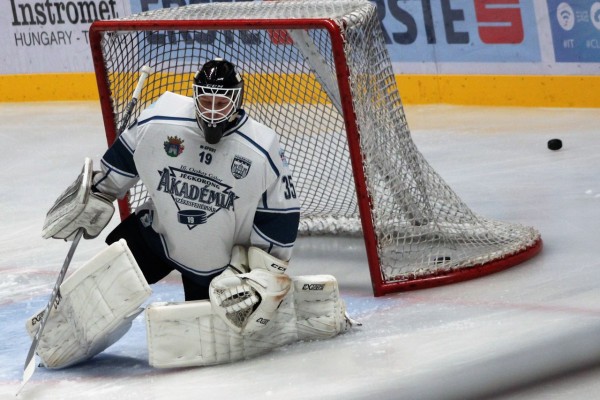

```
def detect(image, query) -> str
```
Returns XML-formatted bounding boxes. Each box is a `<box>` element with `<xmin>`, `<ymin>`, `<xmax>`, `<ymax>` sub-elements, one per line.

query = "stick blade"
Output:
<box><xmin>16</xmin><ymin>357</ymin><xmax>36</xmax><ymax>396</ymax></box>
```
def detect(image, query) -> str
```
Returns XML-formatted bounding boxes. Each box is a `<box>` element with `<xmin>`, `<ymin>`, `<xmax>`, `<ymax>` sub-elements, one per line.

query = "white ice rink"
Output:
<box><xmin>1</xmin><ymin>102</ymin><xmax>599</xmax><ymax>399</ymax></box>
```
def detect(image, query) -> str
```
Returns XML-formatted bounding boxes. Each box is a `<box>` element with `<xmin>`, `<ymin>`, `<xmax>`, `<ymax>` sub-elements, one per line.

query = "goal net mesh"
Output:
<box><xmin>91</xmin><ymin>0</ymin><xmax>541</xmax><ymax>294</ymax></box>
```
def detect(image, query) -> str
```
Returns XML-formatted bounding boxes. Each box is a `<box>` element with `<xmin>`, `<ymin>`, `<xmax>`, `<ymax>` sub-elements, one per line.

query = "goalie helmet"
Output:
<box><xmin>193</xmin><ymin>59</ymin><xmax>244</xmax><ymax>144</ymax></box>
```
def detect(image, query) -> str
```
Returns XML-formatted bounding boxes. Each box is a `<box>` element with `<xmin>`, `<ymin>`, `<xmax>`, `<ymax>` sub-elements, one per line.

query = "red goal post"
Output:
<box><xmin>89</xmin><ymin>0</ymin><xmax>541</xmax><ymax>296</ymax></box>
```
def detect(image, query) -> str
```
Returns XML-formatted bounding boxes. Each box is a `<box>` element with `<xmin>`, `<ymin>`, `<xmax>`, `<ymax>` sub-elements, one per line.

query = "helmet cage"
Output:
<box><xmin>193</xmin><ymin>85</ymin><xmax>242</xmax><ymax>126</ymax></box>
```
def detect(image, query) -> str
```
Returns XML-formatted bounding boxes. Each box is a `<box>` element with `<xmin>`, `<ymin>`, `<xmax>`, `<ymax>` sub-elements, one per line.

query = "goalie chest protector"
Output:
<box><xmin>128</xmin><ymin>92</ymin><xmax>288</xmax><ymax>276</ymax></box>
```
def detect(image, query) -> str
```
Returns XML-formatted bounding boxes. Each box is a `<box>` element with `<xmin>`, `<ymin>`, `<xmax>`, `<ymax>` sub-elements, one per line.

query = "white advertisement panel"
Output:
<box><xmin>1</xmin><ymin>0</ymin><xmax>131</xmax><ymax>74</ymax></box>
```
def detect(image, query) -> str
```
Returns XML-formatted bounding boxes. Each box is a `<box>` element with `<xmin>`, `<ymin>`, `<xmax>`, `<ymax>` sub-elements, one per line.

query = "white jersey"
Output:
<box><xmin>93</xmin><ymin>92</ymin><xmax>300</xmax><ymax>280</ymax></box>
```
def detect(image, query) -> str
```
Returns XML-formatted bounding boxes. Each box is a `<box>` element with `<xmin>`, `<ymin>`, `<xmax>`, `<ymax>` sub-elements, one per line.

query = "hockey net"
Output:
<box><xmin>89</xmin><ymin>0</ymin><xmax>541</xmax><ymax>296</ymax></box>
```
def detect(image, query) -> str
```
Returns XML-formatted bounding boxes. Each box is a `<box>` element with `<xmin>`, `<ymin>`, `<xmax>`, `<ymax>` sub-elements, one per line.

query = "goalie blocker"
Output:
<box><xmin>42</xmin><ymin>157</ymin><xmax>115</xmax><ymax>241</ymax></box>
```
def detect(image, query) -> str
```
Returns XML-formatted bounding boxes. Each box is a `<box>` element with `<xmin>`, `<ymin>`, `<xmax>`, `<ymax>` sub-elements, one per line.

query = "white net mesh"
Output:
<box><xmin>91</xmin><ymin>0</ymin><xmax>540</xmax><ymax>294</ymax></box>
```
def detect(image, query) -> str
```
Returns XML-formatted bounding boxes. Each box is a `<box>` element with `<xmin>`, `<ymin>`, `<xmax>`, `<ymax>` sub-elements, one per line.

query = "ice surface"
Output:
<box><xmin>1</xmin><ymin>103</ymin><xmax>599</xmax><ymax>399</ymax></box>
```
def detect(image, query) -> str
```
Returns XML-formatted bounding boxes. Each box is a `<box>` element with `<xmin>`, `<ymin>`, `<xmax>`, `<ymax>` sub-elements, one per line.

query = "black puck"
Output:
<box><xmin>547</xmin><ymin>138</ymin><xmax>562</xmax><ymax>151</ymax></box>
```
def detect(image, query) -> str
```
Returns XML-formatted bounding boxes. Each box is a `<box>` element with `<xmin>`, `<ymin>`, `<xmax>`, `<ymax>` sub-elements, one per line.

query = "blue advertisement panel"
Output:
<box><xmin>547</xmin><ymin>0</ymin><xmax>600</xmax><ymax>62</ymax></box>
<box><xmin>373</xmin><ymin>0</ymin><xmax>541</xmax><ymax>63</ymax></box>
<box><xmin>130</xmin><ymin>0</ymin><xmax>541</xmax><ymax>63</ymax></box>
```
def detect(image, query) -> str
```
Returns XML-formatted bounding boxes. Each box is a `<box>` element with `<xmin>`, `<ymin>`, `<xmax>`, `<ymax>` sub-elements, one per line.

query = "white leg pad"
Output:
<box><xmin>146</xmin><ymin>274</ymin><xmax>351</xmax><ymax>368</ymax></box>
<box><xmin>25</xmin><ymin>239</ymin><xmax>152</xmax><ymax>369</ymax></box>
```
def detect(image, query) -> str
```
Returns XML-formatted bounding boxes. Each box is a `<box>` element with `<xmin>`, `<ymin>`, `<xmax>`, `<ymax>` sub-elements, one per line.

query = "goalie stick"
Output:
<box><xmin>18</xmin><ymin>228</ymin><xmax>84</xmax><ymax>395</ymax></box>
<box><xmin>117</xmin><ymin>65</ymin><xmax>153</xmax><ymax>135</ymax></box>
<box><xmin>18</xmin><ymin>65</ymin><xmax>153</xmax><ymax>395</ymax></box>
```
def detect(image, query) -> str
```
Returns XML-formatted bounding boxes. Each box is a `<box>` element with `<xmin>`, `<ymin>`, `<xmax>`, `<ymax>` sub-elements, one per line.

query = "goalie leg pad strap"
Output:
<box><xmin>146</xmin><ymin>274</ymin><xmax>350</xmax><ymax>368</ymax></box>
<box><xmin>25</xmin><ymin>239</ymin><xmax>152</xmax><ymax>369</ymax></box>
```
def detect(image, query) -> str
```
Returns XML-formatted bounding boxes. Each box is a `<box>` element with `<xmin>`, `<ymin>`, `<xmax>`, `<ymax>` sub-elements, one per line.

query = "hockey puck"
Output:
<box><xmin>547</xmin><ymin>138</ymin><xmax>562</xmax><ymax>151</ymax></box>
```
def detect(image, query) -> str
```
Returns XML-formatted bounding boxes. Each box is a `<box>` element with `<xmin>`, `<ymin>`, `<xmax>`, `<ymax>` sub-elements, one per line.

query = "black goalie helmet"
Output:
<box><xmin>193</xmin><ymin>58</ymin><xmax>244</xmax><ymax>144</ymax></box>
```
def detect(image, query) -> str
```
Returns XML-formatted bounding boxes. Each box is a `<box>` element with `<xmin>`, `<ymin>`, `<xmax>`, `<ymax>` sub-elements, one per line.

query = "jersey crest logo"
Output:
<box><xmin>164</xmin><ymin>136</ymin><xmax>185</xmax><ymax>157</ymax></box>
<box><xmin>231</xmin><ymin>155</ymin><xmax>252</xmax><ymax>179</ymax></box>
<box><xmin>156</xmin><ymin>166</ymin><xmax>239</xmax><ymax>230</ymax></box>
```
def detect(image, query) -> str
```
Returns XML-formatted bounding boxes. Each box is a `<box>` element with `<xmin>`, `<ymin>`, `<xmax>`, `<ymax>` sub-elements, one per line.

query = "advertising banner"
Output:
<box><xmin>2</xmin><ymin>0</ymin><xmax>131</xmax><ymax>74</ymax></box>
<box><xmin>547</xmin><ymin>0</ymin><xmax>600</xmax><ymax>62</ymax></box>
<box><xmin>0</xmin><ymin>0</ymin><xmax>598</xmax><ymax>105</ymax></box>
<box><xmin>375</xmin><ymin>0</ymin><xmax>541</xmax><ymax>63</ymax></box>
<box><xmin>2</xmin><ymin>0</ymin><xmax>600</xmax><ymax>75</ymax></box>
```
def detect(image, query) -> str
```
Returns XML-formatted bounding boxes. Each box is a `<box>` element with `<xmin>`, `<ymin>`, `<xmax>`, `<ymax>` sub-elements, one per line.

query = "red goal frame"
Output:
<box><xmin>89</xmin><ymin>17</ymin><xmax>542</xmax><ymax>297</ymax></box>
